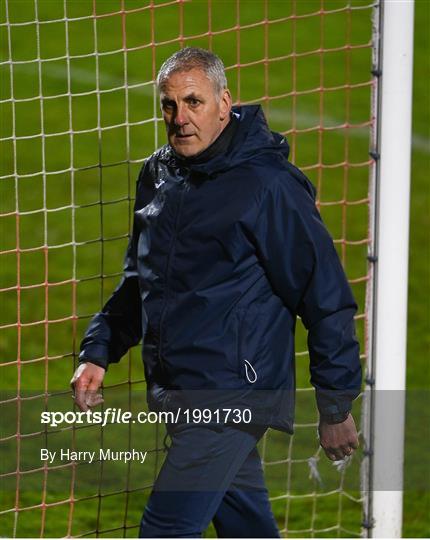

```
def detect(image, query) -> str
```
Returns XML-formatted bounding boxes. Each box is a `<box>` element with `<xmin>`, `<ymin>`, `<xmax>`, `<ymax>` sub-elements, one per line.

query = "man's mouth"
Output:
<box><xmin>173</xmin><ymin>133</ymin><xmax>196</xmax><ymax>144</ymax></box>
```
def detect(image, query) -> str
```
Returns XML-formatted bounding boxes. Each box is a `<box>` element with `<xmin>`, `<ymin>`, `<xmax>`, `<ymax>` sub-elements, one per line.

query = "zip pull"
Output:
<box><xmin>244</xmin><ymin>359</ymin><xmax>258</xmax><ymax>384</ymax></box>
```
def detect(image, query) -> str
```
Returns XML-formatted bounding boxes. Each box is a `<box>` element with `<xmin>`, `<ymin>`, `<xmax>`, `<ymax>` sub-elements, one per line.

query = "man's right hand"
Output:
<box><xmin>70</xmin><ymin>362</ymin><xmax>105</xmax><ymax>412</ymax></box>
<box><xmin>318</xmin><ymin>413</ymin><xmax>359</xmax><ymax>461</ymax></box>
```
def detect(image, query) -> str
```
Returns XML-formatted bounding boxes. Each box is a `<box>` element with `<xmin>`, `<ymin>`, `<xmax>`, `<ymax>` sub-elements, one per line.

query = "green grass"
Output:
<box><xmin>403</xmin><ymin>1</ymin><xmax>430</xmax><ymax>536</ymax></box>
<box><xmin>0</xmin><ymin>0</ymin><xmax>429</xmax><ymax>537</ymax></box>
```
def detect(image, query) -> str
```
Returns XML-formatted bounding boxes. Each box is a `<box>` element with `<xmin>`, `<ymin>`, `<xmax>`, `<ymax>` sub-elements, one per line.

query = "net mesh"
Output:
<box><xmin>0</xmin><ymin>0</ymin><xmax>375</xmax><ymax>537</ymax></box>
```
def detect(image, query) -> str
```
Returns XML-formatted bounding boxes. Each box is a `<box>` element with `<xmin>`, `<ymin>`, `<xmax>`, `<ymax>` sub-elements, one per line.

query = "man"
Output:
<box><xmin>72</xmin><ymin>48</ymin><xmax>361</xmax><ymax>537</ymax></box>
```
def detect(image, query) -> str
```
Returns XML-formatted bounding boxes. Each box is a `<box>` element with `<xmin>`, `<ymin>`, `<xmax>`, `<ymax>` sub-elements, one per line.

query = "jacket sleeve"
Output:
<box><xmin>78</xmin><ymin>177</ymin><xmax>145</xmax><ymax>371</ymax></box>
<box><xmin>251</xmin><ymin>162</ymin><xmax>362</xmax><ymax>418</ymax></box>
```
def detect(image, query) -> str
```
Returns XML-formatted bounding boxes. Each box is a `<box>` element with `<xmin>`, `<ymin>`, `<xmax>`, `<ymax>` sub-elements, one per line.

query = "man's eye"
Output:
<box><xmin>189</xmin><ymin>99</ymin><xmax>200</xmax><ymax>107</ymax></box>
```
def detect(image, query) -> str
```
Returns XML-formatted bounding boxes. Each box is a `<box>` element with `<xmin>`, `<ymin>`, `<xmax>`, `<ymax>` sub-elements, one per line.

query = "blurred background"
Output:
<box><xmin>0</xmin><ymin>0</ymin><xmax>428</xmax><ymax>537</ymax></box>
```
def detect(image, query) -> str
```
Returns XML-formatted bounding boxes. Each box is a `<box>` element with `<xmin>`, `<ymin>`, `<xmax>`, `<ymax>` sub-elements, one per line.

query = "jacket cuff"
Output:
<box><xmin>315</xmin><ymin>388</ymin><xmax>356</xmax><ymax>419</ymax></box>
<box><xmin>78</xmin><ymin>347</ymin><xmax>109</xmax><ymax>371</ymax></box>
<box><xmin>319</xmin><ymin>410</ymin><xmax>350</xmax><ymax>424</ymax></box>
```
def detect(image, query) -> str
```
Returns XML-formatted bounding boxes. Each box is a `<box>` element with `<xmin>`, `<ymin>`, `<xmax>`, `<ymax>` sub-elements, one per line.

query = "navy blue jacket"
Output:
<box><xmin>79</xmin><ymin>105</ymin><xmax>361</xmax><ymax>432</ymax></box>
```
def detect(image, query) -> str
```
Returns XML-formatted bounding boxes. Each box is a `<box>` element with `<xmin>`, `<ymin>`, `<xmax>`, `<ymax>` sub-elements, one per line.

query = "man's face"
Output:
<box><xmin>159</xmin><ymin>68</ymin><xmax>232</xmax><ymax>157</ymax></box>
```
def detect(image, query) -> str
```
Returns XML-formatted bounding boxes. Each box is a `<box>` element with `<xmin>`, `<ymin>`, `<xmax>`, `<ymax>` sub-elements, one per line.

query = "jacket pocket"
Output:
<box><xmin>237</xmin><ymin>306</ymin><xmax>262</xmax><ymax>385</ymax></box>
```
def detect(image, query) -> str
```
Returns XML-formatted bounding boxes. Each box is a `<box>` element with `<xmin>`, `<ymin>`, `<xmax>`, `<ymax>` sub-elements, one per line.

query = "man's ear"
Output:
<box><xmin>219</xmin><ymin>89</ymin><xmax>232</xmax><ymax>121</ymax></box>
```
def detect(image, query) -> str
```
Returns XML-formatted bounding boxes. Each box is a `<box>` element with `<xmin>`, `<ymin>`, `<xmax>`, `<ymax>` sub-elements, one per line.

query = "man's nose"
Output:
<box><xmin>174</xmin><ymin>103</ymin><xmax>189</xmax><ymax>127</ymax></box>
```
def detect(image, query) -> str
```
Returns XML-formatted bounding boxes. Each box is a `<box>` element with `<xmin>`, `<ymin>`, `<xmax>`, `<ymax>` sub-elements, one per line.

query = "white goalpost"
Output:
<box><xmin>364</xmin><ymin>0</ymin><xmax>414</xmax><ymax>537</ymax></box>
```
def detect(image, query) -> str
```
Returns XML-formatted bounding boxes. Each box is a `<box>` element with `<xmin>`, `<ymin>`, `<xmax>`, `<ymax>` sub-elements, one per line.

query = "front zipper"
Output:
<box><xmin>158</xmin><ymin>181</ymin><xmax>188</xmax><ymax>368</ymax></box>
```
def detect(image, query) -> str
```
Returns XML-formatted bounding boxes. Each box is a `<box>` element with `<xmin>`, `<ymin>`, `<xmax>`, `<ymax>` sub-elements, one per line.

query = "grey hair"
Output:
<box><xmin>156</xmin><ymin>47</ymin><xmax>227</xmax><ymax>96</ymax></box>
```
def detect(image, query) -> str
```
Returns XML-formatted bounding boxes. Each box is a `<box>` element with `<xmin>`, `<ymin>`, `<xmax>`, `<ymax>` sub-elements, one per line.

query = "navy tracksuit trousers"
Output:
<box><xmin>139</xmin><ymin>423</ymin><xmax>280</xmax><ymax>538</ymax></box>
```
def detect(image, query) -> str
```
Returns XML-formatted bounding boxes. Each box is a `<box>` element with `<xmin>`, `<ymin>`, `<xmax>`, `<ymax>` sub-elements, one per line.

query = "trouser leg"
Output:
<box><xmin>212</xmin><ymin>447</ymin><xmax>280</xmax><ymax>538</ymax></box>
<box><xmin>139</xmin><ymin>424</ymin><xmax>277</xmax><ymax>538</ymax></box>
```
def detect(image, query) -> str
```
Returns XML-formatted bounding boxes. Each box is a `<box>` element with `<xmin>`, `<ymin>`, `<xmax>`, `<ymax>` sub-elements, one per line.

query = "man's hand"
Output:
<box><xmin>318</xmin><ymin>413</ymin><xmax>359</xmax><ymax>461</ymax></box>
<box><xmin>70</xmin><ymin>362</ymin><xmax>105</xmax><ymax>412</ymax></box>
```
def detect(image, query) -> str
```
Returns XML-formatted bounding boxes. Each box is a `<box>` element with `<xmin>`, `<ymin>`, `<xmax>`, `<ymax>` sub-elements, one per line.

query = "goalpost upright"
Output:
<box><xmin>364</xmin><ymin>0</ymin><xmax>414</xmax><ymax>537</ymax></box>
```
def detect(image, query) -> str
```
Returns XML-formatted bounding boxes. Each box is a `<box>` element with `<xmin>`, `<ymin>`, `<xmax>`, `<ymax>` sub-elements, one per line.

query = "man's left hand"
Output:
<box><xmin>318</xmin><ymin>413</ymin><xmax>359</xmax><ymax>461</ymax></box>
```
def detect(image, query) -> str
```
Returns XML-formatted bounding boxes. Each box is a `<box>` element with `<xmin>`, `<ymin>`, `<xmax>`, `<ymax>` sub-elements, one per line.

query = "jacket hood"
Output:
<box><xmin>156</xmin><ymin>104</ymin><xmax>316</xmax><ymax>199</ymax></box>
<box><xmin>219</xmin><ymin>104</ymin><xmax>291</xmax><ymax>171</ymax></box>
